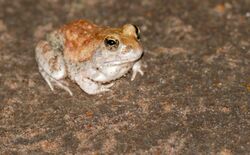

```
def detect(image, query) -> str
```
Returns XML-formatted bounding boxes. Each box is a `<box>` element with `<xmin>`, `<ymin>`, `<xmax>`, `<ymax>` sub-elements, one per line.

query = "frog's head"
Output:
<box><xmin>93</xmin><ymin>24</ymin><xmax>143</xmax><ymax>66</ymax></box>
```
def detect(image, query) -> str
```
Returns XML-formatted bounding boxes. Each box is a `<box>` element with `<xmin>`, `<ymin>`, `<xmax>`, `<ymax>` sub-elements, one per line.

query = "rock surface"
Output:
<box><xmin>0</xmin><ymin>0</ymin><xmax>249</xmax><ymax>154</ymax></box>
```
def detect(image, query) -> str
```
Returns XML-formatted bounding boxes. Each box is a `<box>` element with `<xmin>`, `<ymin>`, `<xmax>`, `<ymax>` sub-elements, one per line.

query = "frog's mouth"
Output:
<box><xmin>103</xmin><ymin>57</ymin><xmax>140</xmax><ymax>66</ymax></box>
<box><xmin>103</xmin><ymin>50</ymin><xmax>143</xmax><ymax>66</ymax></box>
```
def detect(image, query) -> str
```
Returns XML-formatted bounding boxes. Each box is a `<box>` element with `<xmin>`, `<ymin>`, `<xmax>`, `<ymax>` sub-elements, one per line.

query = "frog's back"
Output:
<box><xmin>60</xmin><ymin>20</ymin><xmax>100</xmax><ymax>36</ymax></box>
<box><xmin>59</xmin><ymin>20</ymin><xmax>104</xmax><ymax>62</ymax></box>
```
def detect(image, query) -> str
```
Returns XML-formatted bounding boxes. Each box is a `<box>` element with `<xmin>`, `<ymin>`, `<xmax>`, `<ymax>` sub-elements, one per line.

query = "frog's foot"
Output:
<box><xmin>75</xmin><ymin>76</ymin><xmax>114</xmax><ymax>95</ymax></box>
<box><xmin>54</xmin><ymin>80</ymin><xmax>73</xmax><ymax>96</ymax></box>
<box><xmin>131</xmin><ymin>60</ymin><xmax>144</xmax><ymax>81</ymax></box>
<box><xmin>39</xmin><ymin>67</ymin><xmax>73</xmax><ymax>96</ymax></box>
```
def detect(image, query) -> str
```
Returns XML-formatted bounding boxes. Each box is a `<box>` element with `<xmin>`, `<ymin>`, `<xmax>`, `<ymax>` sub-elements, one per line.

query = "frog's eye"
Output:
<box><xmin>133</xmin><ymin>25</ymin><xmax>140</xmax><ymax>40</ymax></box>
<box><xmin>104</xmin><ymin>37</ymin><xmax>119</xmax><ymax>50</ymax></box>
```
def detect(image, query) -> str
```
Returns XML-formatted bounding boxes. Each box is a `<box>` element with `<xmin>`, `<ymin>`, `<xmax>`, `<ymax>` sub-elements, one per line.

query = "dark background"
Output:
<box><xmin>0</xmin><ymin>0</ymin><xmax>249</xmax><ymax>154</ymax></box>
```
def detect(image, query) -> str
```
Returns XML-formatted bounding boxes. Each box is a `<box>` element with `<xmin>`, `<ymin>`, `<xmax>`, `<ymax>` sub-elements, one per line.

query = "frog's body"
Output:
<box><xmin>35</xmin><ymin>19</ymin><xmax>143</xmax><ymax>95</ymax></box>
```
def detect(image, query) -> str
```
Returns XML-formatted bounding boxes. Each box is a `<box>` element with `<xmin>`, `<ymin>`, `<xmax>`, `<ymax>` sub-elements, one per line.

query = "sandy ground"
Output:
<box><xmin>0</xmin><ymin>0</ymin><xmax>249</xmax><ymax>154</ymax></box>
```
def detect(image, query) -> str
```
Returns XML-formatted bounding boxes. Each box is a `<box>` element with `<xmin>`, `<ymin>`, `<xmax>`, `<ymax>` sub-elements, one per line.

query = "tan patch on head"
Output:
<box><xmin>121</xmin><ymin>35</ymin><xmax>141</xmax><ymax>50</ymax></box>
<box><xmin>122</xmin><ymin>24</ymin><xmax>137</xmax><ymax>38</ymax></box>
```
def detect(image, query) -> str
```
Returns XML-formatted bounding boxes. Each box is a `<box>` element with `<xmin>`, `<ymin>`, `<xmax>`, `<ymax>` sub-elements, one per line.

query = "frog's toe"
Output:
<box><xmin>105</xmin><ymin>82</ymin><xmax>114</xmax><ymax>88</ymax></box>
<box><xmin>39</xmin><ymin>66</ymin><xmax>55</xmax><ymax>91</ymax></box>
<box><xmin>98</xmin><ymin>83</ymin><xmax>113</xmax><ymax>93</ymax></box>
<box><xmin>138</xmin><ymin>68</ymin><xmax>144</xmax><ymax>76</ymax></box>
<box><xmin>54</xmin><ymin>80</ymin><xmax>73</xmax><ymax>96</ymax></box>
<box><xmin>131</xmin><ymin>60</ymin><xmax>144</xmax><ymax>81</ymax></box>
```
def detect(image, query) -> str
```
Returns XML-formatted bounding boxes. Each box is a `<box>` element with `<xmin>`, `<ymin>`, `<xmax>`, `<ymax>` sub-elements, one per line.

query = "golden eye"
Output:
<box><xmin>104</xmin><ymin>37</ymin><xmax>119</xmax><ymax>50</ymax></box>
<box><xmin>133</xmin><ymin>24</ymin><xmax>140</xmax><ymax>40</ymax></box>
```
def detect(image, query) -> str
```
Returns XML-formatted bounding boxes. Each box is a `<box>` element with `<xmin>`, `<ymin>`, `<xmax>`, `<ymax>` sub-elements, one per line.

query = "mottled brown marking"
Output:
<box><xmin>42</xmin><ymin>43</ymin><xmax>51</xmax><ymax>53</ymax></box>
<box><xmin>49</xmin><ymin>55</ymin><xmax>59</xmax><ymax>71</ymax></box>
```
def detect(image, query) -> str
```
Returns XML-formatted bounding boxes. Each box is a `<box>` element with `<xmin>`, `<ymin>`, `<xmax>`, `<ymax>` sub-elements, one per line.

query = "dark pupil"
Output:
<box><xmin>106</xmin><ymin>39</ymin><xmax>116</xmax><ymax>46</ymax></box>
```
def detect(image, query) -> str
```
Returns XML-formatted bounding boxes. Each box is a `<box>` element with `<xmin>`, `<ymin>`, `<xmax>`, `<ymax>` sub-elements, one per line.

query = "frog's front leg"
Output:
<box><xmin>131</xmin><ymin>60</ymin><xmax>144</xmax><ymax>81</ymax></box>
<box><xmin>74</xmin><ymin>74</ymin><xmax>114</xmax><ymax>95</ymax></box>
<box><xmin>35</xmin><ymin>40</ymin><xmax>73</xmax><ymax>96</ymax></box>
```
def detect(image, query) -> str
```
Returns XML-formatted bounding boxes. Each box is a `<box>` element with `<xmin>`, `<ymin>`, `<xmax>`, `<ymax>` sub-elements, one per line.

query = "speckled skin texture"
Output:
<box><xmin>0</xmin><ymin>0</ymin><xmax>250</xmax><ymax>154</ymax></box>
<box><xmin>35</xmin><ymin>20</ymin><xmax>143</xmax><ymax>95</ymax></box>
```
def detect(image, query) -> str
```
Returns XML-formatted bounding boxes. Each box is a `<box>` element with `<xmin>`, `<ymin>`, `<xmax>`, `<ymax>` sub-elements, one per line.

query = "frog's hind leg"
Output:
<box><xmin>38</xmin><ymin>66</ymin><xmax>55</xmax><ymax>91</ymax></box>
<box><xmin>36</xmin><ymin>41</ymin><xmax>73</xmax><ymax>96</ymax></box>
<box><xmin>38</xmin><ymin>66</ymin><xmax>73</xmax><ymax>96</ymax></box>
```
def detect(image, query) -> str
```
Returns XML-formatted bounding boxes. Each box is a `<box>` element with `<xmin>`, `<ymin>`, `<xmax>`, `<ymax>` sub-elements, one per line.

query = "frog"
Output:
<box><xmin>35</xmin><ymin>19</ymin><xmax>144</xmax><ymax>95</ymax></box>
